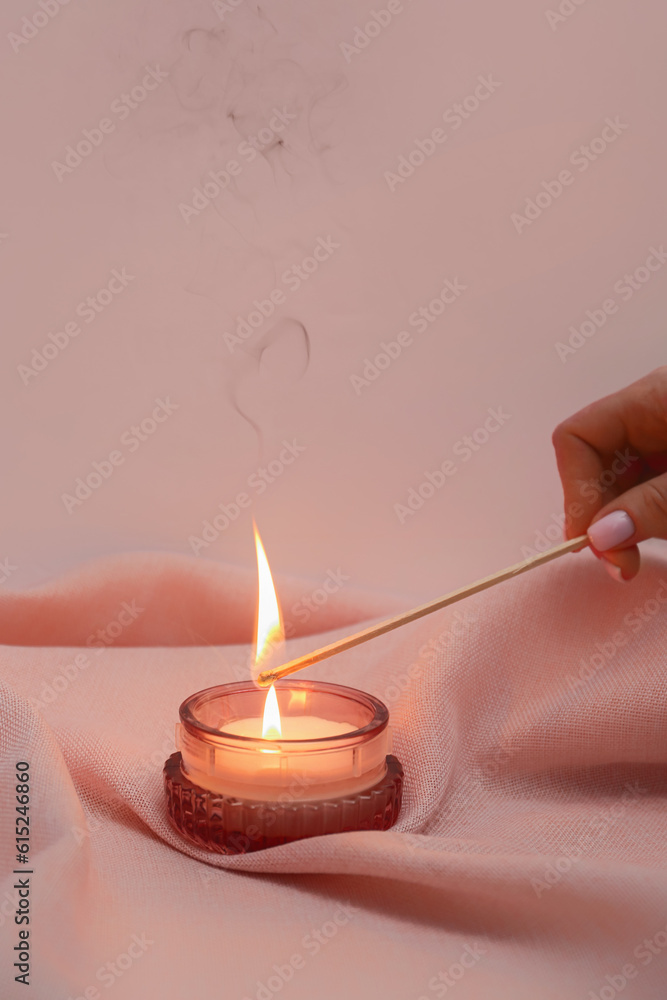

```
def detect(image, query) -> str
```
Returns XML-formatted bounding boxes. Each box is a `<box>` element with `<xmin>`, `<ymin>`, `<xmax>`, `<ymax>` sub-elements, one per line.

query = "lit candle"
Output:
<box><xmin>163</xmin><ymin>525</ymin><xmax>404</xmax><ymax>854</ymax></box>
<box><xmin>173</xmin><ymin>678</ymin><xmax>395</xmax><ymax>801</ymax></box>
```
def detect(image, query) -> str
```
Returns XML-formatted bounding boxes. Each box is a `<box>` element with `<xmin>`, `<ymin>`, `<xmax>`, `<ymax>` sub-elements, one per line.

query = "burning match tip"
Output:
<box><xmin>257</xmin><ymin>671</ymin><xmax>275</xmax><ymax>687</ymax></box>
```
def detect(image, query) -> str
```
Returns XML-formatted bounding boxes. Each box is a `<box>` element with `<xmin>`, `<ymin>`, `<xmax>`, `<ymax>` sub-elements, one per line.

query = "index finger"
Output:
<box><xmin>551</xmin><ymin>368</ymin><xmax>667</xmax><ymax>537</ymax></box>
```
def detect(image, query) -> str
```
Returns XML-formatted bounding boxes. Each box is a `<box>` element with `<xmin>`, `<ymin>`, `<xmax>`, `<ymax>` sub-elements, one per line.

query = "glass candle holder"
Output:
<box><xmin>164</xmin><ymin>680</ymin><xmax>403</xmax><ymax>854</ymax></box>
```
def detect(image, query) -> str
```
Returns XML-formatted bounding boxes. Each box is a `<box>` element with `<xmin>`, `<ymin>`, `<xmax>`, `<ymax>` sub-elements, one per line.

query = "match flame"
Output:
<box><xmin>253</xmin><ymin>522</ymin><xmax>285</xmax><ymax>668</ymax></box>
<box><xmin>262</xmin><ymin>683</ymin><xmax>282</xmax><ymax>739</ymax></box>
<box><xmin>253</xmin><ymin>522</ymin><xmax>284</xmax><ymax>737</ymax></box>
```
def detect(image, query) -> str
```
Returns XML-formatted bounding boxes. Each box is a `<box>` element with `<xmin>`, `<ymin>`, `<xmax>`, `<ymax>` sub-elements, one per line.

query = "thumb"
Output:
<box><xmin>587</xmin><ymin>471</ymin><xmax>667</xmax><ymax>578</ymax></box>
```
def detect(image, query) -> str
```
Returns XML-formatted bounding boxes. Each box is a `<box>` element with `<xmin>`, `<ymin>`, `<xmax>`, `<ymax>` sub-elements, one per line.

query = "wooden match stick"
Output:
<box><xmin>257</xmin><ymin>534</ymin><xmax>590</xmax><ymax>686</ymax></box>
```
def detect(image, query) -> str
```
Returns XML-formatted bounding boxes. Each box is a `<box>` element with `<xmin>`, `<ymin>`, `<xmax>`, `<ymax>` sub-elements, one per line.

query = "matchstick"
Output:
<box><xmin>257</xmin><ymin>534</ymin><xmax>589</xmax><ymax>686</ymax></box>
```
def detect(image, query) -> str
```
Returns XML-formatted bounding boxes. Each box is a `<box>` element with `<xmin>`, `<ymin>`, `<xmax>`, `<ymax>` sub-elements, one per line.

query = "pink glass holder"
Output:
<box><xmin>163</xmin><ymin>680</ymin><xmax>403</xmax><ymax>854</ymax></box>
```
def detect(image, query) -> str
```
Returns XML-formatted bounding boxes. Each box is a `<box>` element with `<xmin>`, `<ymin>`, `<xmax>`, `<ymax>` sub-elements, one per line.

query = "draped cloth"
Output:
<box><xmin>1</xmin><ymin>549</ymin><xmax>666</xmax><ymax>999</ymax></box>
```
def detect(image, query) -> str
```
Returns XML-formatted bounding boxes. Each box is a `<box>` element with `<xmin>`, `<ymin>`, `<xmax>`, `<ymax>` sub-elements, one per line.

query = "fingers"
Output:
<box><xmin>587</xmin><ymin>473</ymin><xmax>667</xmax><ymax>581</ymax></box>
<box><xmin>552</xmin><ymin>366</ymin><xmax>667</xmax><ymax>580</ymax></box>
<box><xmin>551</xmin><ymin>414</ymin><xmax>642</xmax><ymax>539</ymax></box>
<box><xmin>551</xmin><ymin>389</ymin><xmax>652</xmax><ymax>538</ymax></box>
<box><xmin>585</xmin><ymin>471</ymin><xmax>667</xmax><ymax>579</ymax></box>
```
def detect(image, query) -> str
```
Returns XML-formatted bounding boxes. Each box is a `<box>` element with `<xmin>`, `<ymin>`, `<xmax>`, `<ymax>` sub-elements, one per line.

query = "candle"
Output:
<box><xmin>163</xmin><ymin>524</ymin><xmax>403</xmax><ymax>854</ymax></box>
<box><xmin>173</xmin><ymin>679</ymin><xmax>395</xmax><ymax>800</ymax></box>
<box><xmin>164</xmin><ymin>679</ymin><xmax>404</xmax><ymax>853</ymax></box>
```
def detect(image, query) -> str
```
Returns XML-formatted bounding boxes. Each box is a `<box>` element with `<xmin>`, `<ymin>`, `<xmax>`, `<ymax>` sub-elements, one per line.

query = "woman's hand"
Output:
<box><xmin>552</xmin><ymin>366</ymin><xmax>667</xmax><ymax>580</ymax></box>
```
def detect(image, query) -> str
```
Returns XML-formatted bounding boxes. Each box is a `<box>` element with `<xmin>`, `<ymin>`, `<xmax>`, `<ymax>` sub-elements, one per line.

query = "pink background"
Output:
<box><xmin>2</xmin><ymin>0</ymin><xmax>666</xmax><ymax>600</ymax></box>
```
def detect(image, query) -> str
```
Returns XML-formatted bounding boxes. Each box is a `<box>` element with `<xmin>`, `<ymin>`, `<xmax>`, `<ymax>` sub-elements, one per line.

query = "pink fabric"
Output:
<box><xmin>1</xmin><ymin>548</ymin><xmax>667</xmax><ymax>999</ymax></box>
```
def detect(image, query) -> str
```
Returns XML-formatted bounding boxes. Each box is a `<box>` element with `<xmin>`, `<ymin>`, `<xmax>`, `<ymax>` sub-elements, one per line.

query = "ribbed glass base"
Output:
<box><xmin>164</xmin><ymin>752</ymin><xmax>403</xmax><ymax>854</ymax></box>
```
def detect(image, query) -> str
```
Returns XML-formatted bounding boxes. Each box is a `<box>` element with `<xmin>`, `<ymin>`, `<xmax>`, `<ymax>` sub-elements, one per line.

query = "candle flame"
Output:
<box><xmin>262</xmin><ymin>683</ymin><xmax>282</xmax><ymax>739</ymax></box>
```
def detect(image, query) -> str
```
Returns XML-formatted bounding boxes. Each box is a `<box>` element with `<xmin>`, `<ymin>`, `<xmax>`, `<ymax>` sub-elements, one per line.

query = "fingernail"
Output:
<box><xmin>588</xmin><ymin>510</ymin><xmax>635</xmax><ymax>551</ymax></box>
<box><xmin>603</xmin><ymin>560</ymin><xmax>625</xmax><ymax>583</ymax></box>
